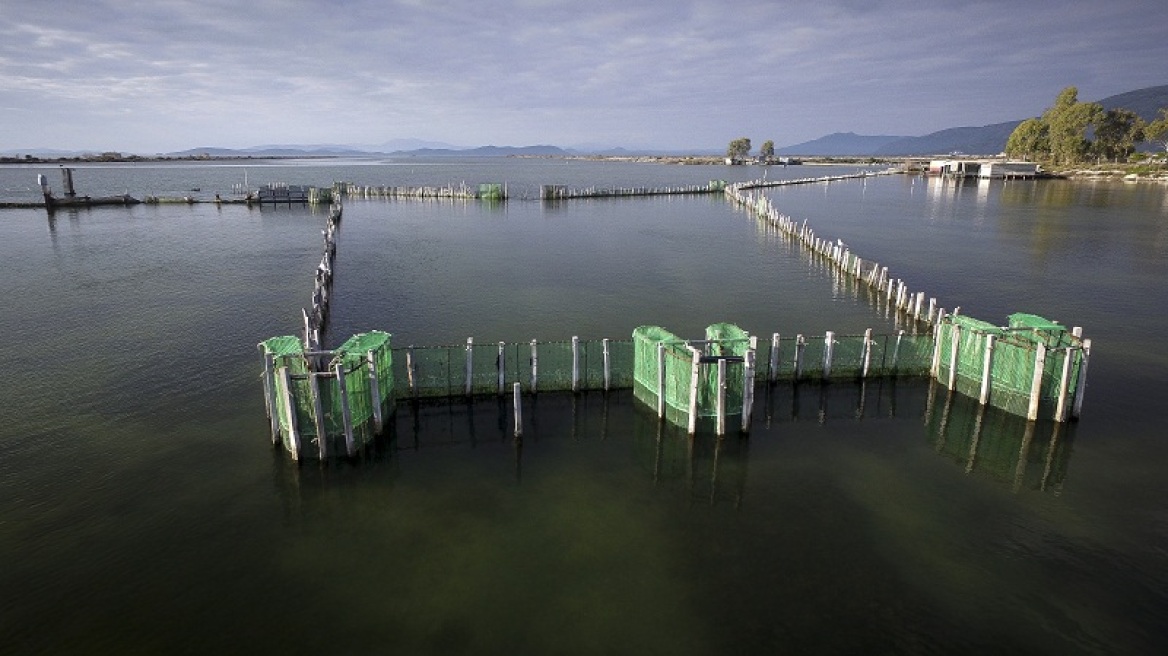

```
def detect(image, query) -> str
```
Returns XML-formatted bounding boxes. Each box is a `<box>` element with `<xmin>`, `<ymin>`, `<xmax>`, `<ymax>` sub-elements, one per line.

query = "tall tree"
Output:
<box><xmin>1005</xmin><ymin>118</ymin><xmax>1049</xmax><ymax>161</ymax></box>
<box><xmin>1143</xmin><ymin>108</ymin><xmax>1168</xmax><ymax>153</ymax></box>
<box><xmin>1093</xmin><ymin>109</ymin><xmax>1145</xmax><ymax>162</ymax></box>
<box><xmin>726</xmin><ymin>137</ymin><xmax>751</xmax><ymax>161</ymax></box>
<box><xmin>1042</xmin><ymin>87</ymin><xmax>1103</xmax><ymax>166</ymax></box>
<box><xmin>760</xmin><ymin>140</ymin><xmax>775</xmax><ymax>160</ymax></box>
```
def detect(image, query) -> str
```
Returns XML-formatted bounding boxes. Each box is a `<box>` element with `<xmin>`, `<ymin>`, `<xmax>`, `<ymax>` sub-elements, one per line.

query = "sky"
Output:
<box><xmin>1</xmin><ymin>0</ymin><xmax>1165</xmax><ymax>154</ymax></box>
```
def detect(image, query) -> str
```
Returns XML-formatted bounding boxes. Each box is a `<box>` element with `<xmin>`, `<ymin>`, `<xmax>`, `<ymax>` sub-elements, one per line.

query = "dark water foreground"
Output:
<box><xmin>1</xmin><ymin>161</ymin><xmax>1166</xmax><ymax>654</ymax></box>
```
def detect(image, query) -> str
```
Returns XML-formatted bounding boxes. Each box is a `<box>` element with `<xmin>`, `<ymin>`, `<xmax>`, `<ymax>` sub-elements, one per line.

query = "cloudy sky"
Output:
<box><xmin>1</xmin><ymin>0</ymin><xmax>1164</xmax><ymax>153</ymax></box>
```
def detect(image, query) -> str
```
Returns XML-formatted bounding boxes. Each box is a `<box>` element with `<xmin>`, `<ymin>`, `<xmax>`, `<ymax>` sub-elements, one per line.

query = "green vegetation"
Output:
<box><xmin>760</xmin><ymin>140</ymin><xmax>775</xmax><ymax>160</ymax></box>
<box><xmin>726</xmin><ymin>137</ymin><xmax>751</xmax><ymax>161</ymax></box>
<box><xmin>1006</xmin><ymin>86</ymin><xmax>1168</xmax><ymax>167</ymax></box>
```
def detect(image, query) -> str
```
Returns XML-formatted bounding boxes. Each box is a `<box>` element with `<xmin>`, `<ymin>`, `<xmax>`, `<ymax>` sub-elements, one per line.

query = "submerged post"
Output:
<box><xmin>513</xmin><ymin>382</ymin><xmax>523</xmax><ymax>438</ymax></box>
<box><xmin>465</xmin><ymin>337</ymin><xmax>474</xmax><ymax>397</ymax></box>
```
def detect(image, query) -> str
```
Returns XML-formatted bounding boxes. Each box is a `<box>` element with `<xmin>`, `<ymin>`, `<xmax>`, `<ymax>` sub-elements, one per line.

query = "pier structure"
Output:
<box><xmin>258</xmin><ymin>170</ymin><xmax>1091</xmax><ymax>460</ymax></box>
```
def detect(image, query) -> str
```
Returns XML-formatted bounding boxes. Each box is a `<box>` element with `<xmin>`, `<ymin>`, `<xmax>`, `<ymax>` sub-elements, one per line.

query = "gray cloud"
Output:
<box><xmin>1</xmin><ymin>0</ymin><xmax>1164</xmax><ymax>152</ymax></box>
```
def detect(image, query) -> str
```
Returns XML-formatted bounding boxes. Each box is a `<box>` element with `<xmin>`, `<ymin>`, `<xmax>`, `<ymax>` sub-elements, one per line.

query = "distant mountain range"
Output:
<box><xmin>6</xmin><ymin>84</ymin><xmax>1165</xmax><ymax>159</ymax></box>
<box><xmin>778</xmin><ymin>84</ymin><xmax>1168</xmax><ymax>156</ymax></box>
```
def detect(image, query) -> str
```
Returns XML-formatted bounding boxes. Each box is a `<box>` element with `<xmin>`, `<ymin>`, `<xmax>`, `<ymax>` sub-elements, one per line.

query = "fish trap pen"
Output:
<box><xmin>259</xmin><ymin>331</ymin><xmax>394</xmax><ymax>461</ymax></box>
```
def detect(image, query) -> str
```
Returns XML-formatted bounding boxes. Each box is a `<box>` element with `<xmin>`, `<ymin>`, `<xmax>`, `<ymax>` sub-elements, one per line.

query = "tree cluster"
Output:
<box><xmin>726</xmin><ymin>137</ymin><xmax>778</xmax><ymax>162</ymax></box>
<box><xmin>1006</xmin><ymin>86</ymin><xmax>1168</xmax><ymax>165</ymax></box>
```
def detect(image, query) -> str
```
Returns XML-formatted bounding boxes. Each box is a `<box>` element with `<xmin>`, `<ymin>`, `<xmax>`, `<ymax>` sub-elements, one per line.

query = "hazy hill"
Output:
<box><xmin>776</xmin><ymin>132</ymin><xmax>908</xmax><ymax>156</ymax></box>
<box><xmin>781</xmin><ymin>84</ymin><xmax>1168</xmax><ymax>157</ymax></box>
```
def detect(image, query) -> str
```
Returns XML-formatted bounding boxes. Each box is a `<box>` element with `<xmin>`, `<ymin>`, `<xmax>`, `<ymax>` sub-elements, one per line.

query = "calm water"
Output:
<box><xmin>1</xmin><ymin>160</ymin><xmax>1166</xmax><ymax>654</ymax></box>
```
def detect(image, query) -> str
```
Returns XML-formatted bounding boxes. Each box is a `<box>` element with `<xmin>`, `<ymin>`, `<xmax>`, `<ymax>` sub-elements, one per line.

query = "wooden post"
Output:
<box><xmin>1072</xmin><ymin>338</ymin><xmax>1091</xmax><ymax>420</ymax></box>
<box><xmin>308</xmin><ymin>372</ymin><xmax>328</xmax><ymax>459</ymax></box>
<box><xmin>768</xmin><ymin>332</ymin><xmax>780</xmax><ymax>383</ymax></box>
<box><xmin>742</xmin><ymin>348</ymin><xmax>755</xmax><ymax>433</ymax></box>
<box><xmin>931</xmin><ymin>312</ymin><xmax>947</xmax><ymax>378</ymax></box>
<box><xmin>334</xmin><ymin>363</ymin><xmax>355</xmax><ymax>456</ymax></box>
<box><xmin>497</xmin><ymin>341</ymin><xmax>506</xmax><ymax>396</ymax></box>
<box><xmin>1054</xmin><ymin>344</ymin><xmax>1075</xmax><ymax>422</ymax></box>
<box><xmin>277</xmin><ymin>367</ymin><xmax>300</xmax><ymax>461</ymax></box>
<box><xmin>795</xmin><ymin>334</ymin><xmax>806</xmax><ymax>380</ymax></box>
<box><xmin>892</xmin><ymin>330</ymin><xmax>904</xmax><ymax>372</ymax></box>
<box><xmin>407</xmin><ymin>346</ymin><xmax>417</xmax><ymax>397</ymax></box>
<box><xmin>571</xmin><ymin>336</ymin><xmax>580</xmax><ymax>392</ymax></box>
<box><xmin>823</xmin><ymin>331</ymin><xmax>835</xmax><ymax>380</ymax></box>
<box><xmin>716</xmin><ymin>358</ymin><xmax>727</xmax><ymax>436</ymax></box>
<box><xmin>861</xmin><ymin>328</ymin><xmax>873</xmax><ymax>379</ymax></box>
<box><xmin>914</xmin><ymin>292</ymin><xmax>925</xmax><ymax>320</ymax></box>
<box><xmin>1027</xmin><ymin>342</ymin><xmax>1047</xmax><ymax>422</ymax></box>
<box><xmin>927</xmin><ymin>298</ymin><xmax>937</xmax><ymax>323</ymax></box>
<box><xmin>261</xmin><ymin>350</ymin><xmax>280</xmax><ymax>445</ymax></box>
<box><xmin>513</xmin><ymin>382</ymin><xmax>523</xmax><ymax>438</ymax></box>
<box><xmin>947</xmin><ymin>325</ymin><xmax>961</xmax><ymax>390</ymax></box>
<box><xmin>465</xmin><ymin>337</ymin><xmax>474</xmax><ymax>397</ymax></box>
<box><xmin>658</xmin><ymin>338</ymin><xmax>668</xmax><ymax>415</ymax></box>
<box><xmin>530</xmin><ymin>339</ymin><xmax>538</xmax><ymax>393</ymax></box>
<box><xmin>367</xmin><ymin>351</ymin><xmax>383</xmax><ymax>434</ymax></box>
<box><xmin>980</xmin><ymin>334</ymin><xmax>995</xmax><ymax>405</ymax></box>
<box><xmin>603</xmin><ymin>338</ymin><xmax>611</xmax><ymax>391</ymax></box>
<box><xmin>687</xmin><ymin>346</ymin><xmax>701</xmax><ymax>435</ymax></box>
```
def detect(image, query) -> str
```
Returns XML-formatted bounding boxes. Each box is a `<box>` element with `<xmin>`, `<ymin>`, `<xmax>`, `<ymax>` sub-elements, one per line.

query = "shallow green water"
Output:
<box><xmin>1</xmin><ymin>161</ymin><xmax>1165</xmax><ymax>654</ymax></box>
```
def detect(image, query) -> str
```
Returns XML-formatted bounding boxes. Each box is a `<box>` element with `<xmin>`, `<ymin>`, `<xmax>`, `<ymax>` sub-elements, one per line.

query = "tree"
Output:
<box><xmin>1144</xmin><ymin>108</ymin><xmax>1168</xmax><ymax>154</ymax></box>
<box><xmin>1042</xmin><ymin>87</ymin><xmax>1103</xmax><ymax>166</ymax></box>
<box><xmin>726</xmin><ymin>137</ymin><xmax>751</xmax><ymax>161</ymax></box>
<box><xmin>1093</xmin><ymin>108</ymin><xmax>1145</xmax><ymax>162</ymax></box>
<box><xmin>1005</xmin><ymin>118</ymin><xmax>1049</xmax><ymax>161</ymax></box>
<box><xmin>760</xmin><ymin>140</ymin><xmax>775</xmax><ymax>161</ymax></box>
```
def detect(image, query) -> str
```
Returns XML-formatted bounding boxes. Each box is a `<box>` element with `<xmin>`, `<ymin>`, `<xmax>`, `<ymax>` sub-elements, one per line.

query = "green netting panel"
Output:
<box><xmin>538</xmin><ymin>340</ymin><xmax>576</xmax><ymax>391</ymax></box>
<box><xmin>801</xmin><ymin>336</ymin><xmax>827</xmax><ymax>379</ymax></box>
<box><xmin>633</xmin><ymin>326</ymin><xmax>685</xmax><ymax>391</ymax></box>
<box><xmin>1007</xmin><ymin>313</ymin><xmax>1073</xmax><ymax>348</ymax></box>
<box><xmin>608</xmin><ymin>340</ymin><xmax>635</xmax><ymax>388</ymax></box>
<box><xmin>478</xmin><ymin>183</ymin><xmax>504</xmax><ymax>200</ymax></box>
<box><xmin>698</xmin><ymin>323</ymin><xmax>750</xmax><ymax>417</ymax></box>
<box><xmin>261</xmin><ymin>335</ymin><xmax>310</xmax><ymax>374</ymax></box>
<box><xmin>831</xmin><ymin>334</ymin><xmax>867</xmax><ymax>378</ymax></box>
<box><xmin>396</xmin><ymin>345</ymin><xmax>459</xmax><ymax>398</ymax></box>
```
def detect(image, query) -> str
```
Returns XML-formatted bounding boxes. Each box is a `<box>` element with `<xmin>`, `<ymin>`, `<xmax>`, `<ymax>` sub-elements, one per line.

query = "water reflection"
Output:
<box><xmin>274</xmin><ymin>381</ymin><xmax>1074</xmax><ymax>511</ymax></box>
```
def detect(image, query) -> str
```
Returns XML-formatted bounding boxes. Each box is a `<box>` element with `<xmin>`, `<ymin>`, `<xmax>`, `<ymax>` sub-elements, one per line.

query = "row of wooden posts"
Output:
<box><xmin>726</xmin><ymin>172</ymin><xmax>947</xmax><ymax>329</ymax></box>
<box><xmin>724</xmin><ymin>173</ymin><xmax>1090</xmax><ymax>423</ymax></box>
<box><xmin>302</xmin><ymin>200</ymin><xmax>343</xmax><ymax>352</ymax></box>
<box><xmin>538</xmin><ymin>181</ymin><xmax>725</xmax><ymax>200</ymax></box>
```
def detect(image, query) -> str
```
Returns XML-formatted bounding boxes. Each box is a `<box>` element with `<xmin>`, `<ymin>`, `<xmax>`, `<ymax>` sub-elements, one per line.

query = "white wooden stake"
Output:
<box><xmin>657</xmin><ymin>342</ymin><xmax>666</xmax><ymax>418</ymax></box>
<box><xmin>742</xmin><ymin>349</ymin><xmax>756</xmax><ymax>433</ymax></box>
<box><xmin>603</xmin><ymin>338</ymin><xmax>611</xmax><ymax>391</ymax></box>
<box><xmin>1054</xmin><ymin>343</ymin><xmax>1074</xmax><ymax>422</ymax></box>
<box><xmin>688</xmin><ymin>346</ymin><xmax>701</xmax><ymax>435</ymax></box>
<box><xmin>823</xmin><ymin>331</ymin><xmax>835</xmax><ymax>380</ymax></box>
<box><xmin>308</xmin><ymin>372</ymin><xmax>328</xmax><ymax>459</ymax></box>
<box><xmin>367</xmin><ymin>351</ymin><xmax>383</xmax><ymax>434</ymax></box>
<box><xmin>795</xmin><ymin>334</ymin><xmax>806</xmax><ymax>380</ymax></box>
<box><xmin>571</xmin><ymin>335</ymin><xmax>580</xmax><ymax>392</ymax></box>
<box><xmin>980</xmin><ymin>334</ymin><xmax>995</xmax><ymax>405</ymax></box>
<box><xmin>530</xmin><ymin>339</ymin><xmax>538</xmax><ymax>393</ymax></box>
<box><xmin>334</xmin><ymin>362</ymin><xmax>355</xmax><ymax>456</ymax></box>
<box><xmin>1027</xmin><ymin>342</ymin><xmax>1047</xmax><ymax>422</ymax></box>
<box><xmin>261</xmin><ymin>351</ymin><xmax>280</xmax><ymax>444</ymax></box>
<box><xmin>716</xmin><ymin>358</ymin><xmax>727</xmax><ymax>436</ymax></box>
<box><xmin>278</xmin><ymin>367</ymin><xmax>300</xmax><ymax>461</ymax></box>
<box><xmin>497</xmin><ymin>341</ymin><xmax>506</xmax><ymax>396</ymax></box>
<box><xmin>947</xmin><ymin>325</ymin><xmax>961</xmax><ymax>390</ymax></box>
<box><xmin>861</xmin><ymin>328</ymin><xmax>873</xmax><ymax>379</ymax></box>
<box><xmin>1072</xmin><ymin>338</ymin><xmax>1091</xmax><ymax>419</ymax></box>
<box><xmin>768</xmin><ymin>332</ymin><xmax>780</xmax><ymax>383</ymax></box>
